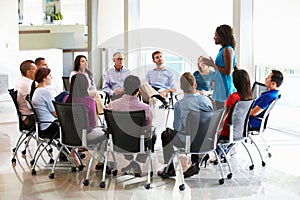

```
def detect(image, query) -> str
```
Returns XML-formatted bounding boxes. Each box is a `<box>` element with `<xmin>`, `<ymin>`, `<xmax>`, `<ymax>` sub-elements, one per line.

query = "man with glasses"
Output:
<box><xmin>102</xmin><ymin>52</ymin><xmax>132</xmax><ymax>100</ymax></box>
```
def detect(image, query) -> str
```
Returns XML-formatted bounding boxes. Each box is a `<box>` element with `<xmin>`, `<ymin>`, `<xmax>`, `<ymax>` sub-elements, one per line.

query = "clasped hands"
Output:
<box><xmin>202</xmin><ymin>57</ymin><xmax>215</xmax><ymax>68</ymax></box>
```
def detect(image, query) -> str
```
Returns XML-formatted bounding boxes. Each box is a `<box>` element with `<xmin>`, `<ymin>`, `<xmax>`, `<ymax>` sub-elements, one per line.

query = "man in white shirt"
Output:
<box><xmin>15</xmin><ymin>60</ymin><xmax>37</xmax><ymax>128</ymax></box>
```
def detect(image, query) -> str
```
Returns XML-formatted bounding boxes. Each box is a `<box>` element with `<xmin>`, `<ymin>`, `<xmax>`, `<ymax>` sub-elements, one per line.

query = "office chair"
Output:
<box><xmin>252</xmin><ymin>81</ymin><xmax>267</xmax><ymax>99</ymax></box>
<box><xmin>218</xmin><ymin>99</ymin><xmax>256</xmax><ymax>171</ymax></box>
<box><xmin>52</xmin><ymin>101</ymin><xmax>105</xmax><ymax>180</ymax></box>
<box><xmin>103</xmin><ymin>109</ymin><xmax>154</xmax><ymax>190</ymax></box>
<box><xmin>247</xmin><ymin>94</ymin><xmax>281</xmax><ymax>164</ymax></box>
<box><xmin>8</xmin><ymin>89</ymin><xmax>36</xmax><ymax>166</ymax></box>
<box><xmin>62</xmin><ymin>76</ymin><xmax>70</xmax><ymax>91</ymax></box>
<box><xmin>165</xmin><ymin>109</ymin><xmax>225</xmax><ymax>191</ymax></box>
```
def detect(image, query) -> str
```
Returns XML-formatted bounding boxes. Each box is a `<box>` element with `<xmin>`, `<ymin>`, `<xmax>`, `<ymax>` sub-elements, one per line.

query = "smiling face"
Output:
<box><xmin>213</xmin><ymin>31</ymin><xmax>222</xmax><ymax>45</ymax></box>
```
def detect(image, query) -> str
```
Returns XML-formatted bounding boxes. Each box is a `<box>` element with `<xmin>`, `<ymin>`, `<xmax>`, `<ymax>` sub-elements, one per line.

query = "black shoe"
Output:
<box><xmin>200</xmin><ymin>154</ymin><xmax>209</xmax><ymax>168</ymax></box>
<box><xmin>79</xmin><ymin>152</ymin><xmax>86</xmax><ymax>159</ymax></box>
<box><xmin>157</xmin><ymin>164</ymin><xmax>175</xmax><ymax>178</ymax></box>
<box><xmin>183</xmin><ymin>163</ymin><xmax>200</xmax><ymax>178</ymax></box>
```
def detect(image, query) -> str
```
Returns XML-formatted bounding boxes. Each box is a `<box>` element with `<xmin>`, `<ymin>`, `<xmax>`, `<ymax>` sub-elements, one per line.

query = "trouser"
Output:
<box><xmin>161</xmin><ymin>129</ymin><xmax>200</xmax><ymax>165</ymax></box>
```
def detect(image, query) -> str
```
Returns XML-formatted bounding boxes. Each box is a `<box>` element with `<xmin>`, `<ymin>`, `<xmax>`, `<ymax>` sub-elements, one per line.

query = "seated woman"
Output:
<box><xmin>70</xmin><ymin>55</ymin><xmax>104</xmax><ymax>115</ymax></box>
<box><xmin>30</xmin><ymin>68</ymin><xmax>59</xmax><ymax>139</ymax></box>
<box><xmin>65</xmin><ymin>73</ymin><xmax>108</xmax><ymax>168</ymax></box>
<box><xmin>193</xmin><ymin>56</ymin><xmax>215</xmax><ymax>96</ymax></box>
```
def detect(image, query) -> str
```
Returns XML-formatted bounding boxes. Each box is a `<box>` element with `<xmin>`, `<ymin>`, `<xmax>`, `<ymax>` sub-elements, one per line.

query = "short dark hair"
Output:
<box><xmin>180</xmin><ymin>72</ymin><xmax>195</xmax><ymax>93</ymax></box>
<box><xmin>271</xmin><ymin>70</ymin><xmax>283</xmax><ymax>87</ymax></box>
<box><xmin>152</xmin><ymin>51</ymin><xmax>162</xmax><ymax>60</ymax></box>
<box><xmin>20</xmin><ymin>60</ymin><xmax>34</xmax><ymax>76</ymax></box>
<box><xmin>34</xmin><ymin>57</ymin><xmax>45</xmax><ymax>66</ymax></box>
<box><xmin>124</xmin><ymin>75</ymin><xmax>140</xmax><ymax>95</ymax></box>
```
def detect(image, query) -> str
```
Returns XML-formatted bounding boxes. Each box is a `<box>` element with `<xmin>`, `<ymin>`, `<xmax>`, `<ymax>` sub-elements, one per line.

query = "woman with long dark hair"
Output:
<box><xmin>69</xmin><ymin>55</ymin><xmax>104</xmax><ymax>114</ymax></box>
<box><xmin>203</xmin><ymin>24</ymin><xmax>237</xmax><ymax>109</ymax></box>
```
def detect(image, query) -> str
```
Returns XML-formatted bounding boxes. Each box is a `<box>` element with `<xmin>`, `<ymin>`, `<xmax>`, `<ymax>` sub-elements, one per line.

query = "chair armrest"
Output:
<box><xmin>82</xmin><ymin>129</ymin><xmax>87</xmax><ymax>148</ymax></box>
<box><xmin>140</xmin><ymin>135</ymin><xmax>145</xmax><ymax>153</ymax></box>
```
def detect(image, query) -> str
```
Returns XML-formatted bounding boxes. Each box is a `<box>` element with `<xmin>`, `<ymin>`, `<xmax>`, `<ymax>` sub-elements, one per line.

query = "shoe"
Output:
<box><xmin>157</xmin><ymin>163</ymin><xmax>175</xmax><ymax>178</ymax></box>
<box><xmin>79</xmin><ymin>152</ymin><xmax>86</xmax><ymax>159</ymax></box>
<box><xmin>183</xmin><ymin>163</ymin><xmax>200</xmax><ymax>178</ymax></box>
<box><xmin>121</xmin><ymin>161</ymin><xmax>142</xmax><ymax>177</ymax></box>
<box><xmin>152</xmin><ymin>94</ymin><xmax>169</xmax><ymax>109</ymax></box>
<box><xmin>200</xmin><ymin>154</ymin><xmax>209</xmax><ymax>168</ymax></box>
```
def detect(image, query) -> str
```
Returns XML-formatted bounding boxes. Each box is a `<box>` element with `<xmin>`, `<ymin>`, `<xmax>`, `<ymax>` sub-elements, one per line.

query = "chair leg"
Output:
<box><xmin>241</xmin><ymin>141</ymin><xmax>255</xmax><ymax>170</ymax></box>
<box><xmin>217</xmin><ymin>144</ymin><xmax>233</xmax><ymax>179</ymax></box>
<box><xmin>144</xmin><ymin>151</ymin><xmax>152</xmax><ymax>190</ymax></box>
<box><xmin>100</xmin><ymin>150</ymin><xmax>109</xmax><ymax>188</ymax></box>
<box><xmin>213</xmin><ymin>150</ymin><xmax>225</xmax><ymax>185</ymax></box>
<box><xmin>175</xmin><ymin>152</ymin><xmax>185</xmax><ymax>191</ymax></box>
<box><xmin>248</xmin><ymin>136</ymin><xmax>266</xmax><ymax>167</ymax></box>
<box><xmin>83</xmin><ymin>150</ymin><xmax>96</xmax><ymax>186</ymax></box>
<box><xmin>49</xmin><ymin>146</ymin><xmax>64</xmax><ymax>179</ymax></box>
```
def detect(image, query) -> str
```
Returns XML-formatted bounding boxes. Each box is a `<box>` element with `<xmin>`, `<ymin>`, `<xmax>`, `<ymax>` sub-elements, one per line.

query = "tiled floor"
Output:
<box><xmin>1</xmin><ymin>95</ymin><xmax>300</xmax><ymax>200</ymax></box>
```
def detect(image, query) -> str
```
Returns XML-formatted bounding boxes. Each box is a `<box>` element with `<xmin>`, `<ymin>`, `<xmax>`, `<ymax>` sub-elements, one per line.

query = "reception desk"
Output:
<box><xmin>19</xmin><ymin>24</ymin><xmax>87</xmax><ymax>50</ymax></box>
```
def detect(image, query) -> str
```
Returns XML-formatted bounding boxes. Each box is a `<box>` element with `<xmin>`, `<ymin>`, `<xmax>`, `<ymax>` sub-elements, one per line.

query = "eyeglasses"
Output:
<box><xmin>114</xmin><ymin>58</ymin><xmax>124</xmax><ymax>61</ymax></box>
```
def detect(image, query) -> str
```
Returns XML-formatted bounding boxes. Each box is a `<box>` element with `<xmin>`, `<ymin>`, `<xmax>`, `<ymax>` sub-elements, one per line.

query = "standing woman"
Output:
<box><xmin>203</xmin><ymin>24</ymin><xmax>237</xmax><ymax>109</ymax></box>
<box><xmin>30</xmin><ymin>68</ymin><xmax>59</xmax><ymax>138</ymax></box>
<box><xmin>70</xmin><ymin>55</ymin><xmax>104</xmax><ymax>114</ymax></box>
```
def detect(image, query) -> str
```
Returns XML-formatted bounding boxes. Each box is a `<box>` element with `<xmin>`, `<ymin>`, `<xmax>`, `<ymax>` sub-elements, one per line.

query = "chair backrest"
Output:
<box><xmin>255</xmin><ymin>94</ymin><xmax>281</xmax><ymax>133</ymax></box>
<box><xmin>252</xmin><ymin>81</ymin><xmax>267</xmax><ymax>99</ymax></box>
<box><xmin>230</xmin><ymin>99</ymin><xmax>255</xmax><ymax>141</ymax></box>
<box><xmin>62</xmin><ymin>76</ymin><xmax>70</xmax><ymax>91</ymax></box>
<box><xmin>8</xmin><ymin>89</ymin><xmax>33</xmax><ymax>132</ymax></box>
<box><xmin>53</xmin><ymin>101</ymin><xmax>87</xmax><ymax>147</ymax></box>
<box><xmin>103</xmin><ymin>109</ymin><xmax>146</xmax><ymax>153</ymax></box>
<box><xmin>185</xmin><ymin>109</ymin><xmax>224</xmax><ymax>153</ymax></box>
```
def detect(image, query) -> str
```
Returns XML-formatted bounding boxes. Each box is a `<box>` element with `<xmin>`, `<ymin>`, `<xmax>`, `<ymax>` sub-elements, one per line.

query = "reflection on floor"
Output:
<box><xmin>0</xmin><ymin>95</ymin><xmax>300</xmax><ymax>200</ymax></box>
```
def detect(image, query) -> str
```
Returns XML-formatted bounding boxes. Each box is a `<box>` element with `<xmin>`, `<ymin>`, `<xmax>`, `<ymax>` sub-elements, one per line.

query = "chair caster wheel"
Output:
<box><xmin>249</xmin><ymin>165</ymin><xmax>254</xmax><ymax>170</ymax></box>
<box><xmin>179</xmin><ymin>184</ymin><xmax>185</xmax><ymax>191</ymax></box>
<box><xmin>49</xmin><ymin>158</ymin><xmax>54</xmax><ymax>164</ymax></box>
<box><xmin>49</xmin><ymin>173</ymin><xmax>54</xmax><ymax>179</ymax></box>
<box><xmin>100</xmin><ymin>181</ymin><xmax>106</xmax><ymax>188</ymax></box>
<box><xmin>219</xmin><ymin>178</ymin><xmax>224</xmax><ymax>185</ymax></box>
<box><xmin>268</xmin><ymin>153</ymin><xmax>272</xmax><ymax>158</ymax></box>
<box><xmin>144</xmin><ymin>183</ymin><xmax>150</xmax><ymax>190</ymax></box>
<box><xmin>227</xmin><ymin>173</ymin><xmax>233</xmax><ymax>179</ymax></box>
<box><xmin>30</xmin><ymin>159</ymin><xmax>35</xmax><ymax>166</ymax></box>
<box><xmin>11</xmin><ymin>158</ymin><xmax>16</xmax><ymax>164</ymax></box>
<box><xmin>32</xmin><ymin>169</ymin><xmax>36</xmax><ymax>176</ymax></box>
<box><xmin>71</xmin><ymin>167</ymin><xmax>76</xmax><ymax>172</ymax></box>
<box><xmin>48</xmin><ymin>148</ymin><xmax>53</xmax><ymax>153</ymax></box>
<box><xmin>113</xmin><ymin>170</ymin><xmax>118</xmax><ymax>176</ymax></box>
<box><xmin>262</xmin><ymin>161</ymin><xmax>266</xmax><ymax>167</ymax></box>
<box><xmin>21</xmin><ymin>150</ymin><xmax>26</xmax><ymax>156</ymax></box>
<box><xmin>106</xmin><ymin>168</ymin><xmax>112</xmax><ymax>175</ymax></box>
<box><xmin>78</xmin><ymin>165</ymin><xmax>84</xmax><ymax>171</ymax></box>
<box><xmin>83</xmin><ymin>179</ymin><xmax>89</xmax><ymax>186</ymax></box>
<box><xmin>13</xmin><ymin>148</ymin><xmax>16</xmax><ymax>153</ymax></box>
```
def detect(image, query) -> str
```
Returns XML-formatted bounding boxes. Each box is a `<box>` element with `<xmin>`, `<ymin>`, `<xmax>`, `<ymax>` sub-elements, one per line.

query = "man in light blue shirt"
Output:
<box><xmin>102</xmin><ymin>52</ymin><xmax>132</xmax><ymax>100</ymax></box>
<box><xmin>146</xmin><ymin>51</ymin><xmax>175</xmax><ymax>98</ymax></box>
<box><xmin>158</xmin><ymin>72</ymin><xmax>213</xmax><ymax>179</ymax></box>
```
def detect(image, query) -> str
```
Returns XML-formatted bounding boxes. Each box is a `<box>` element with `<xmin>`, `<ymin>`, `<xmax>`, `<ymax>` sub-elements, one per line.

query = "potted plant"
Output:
<box><xmin>52</xmin><ymin>12</ymin><xmax>63</xmax><ymax>24</ymax></box>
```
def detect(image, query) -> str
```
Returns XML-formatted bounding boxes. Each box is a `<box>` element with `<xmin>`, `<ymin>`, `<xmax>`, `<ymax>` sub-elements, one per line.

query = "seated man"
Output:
<box><xmin>107</xmin><ymin>75</ymin><xmax>154</xmax><ymax>176</ymax></box>
<box><xmin>146</xmin><ymin>51</ymin><xmax>176</xmax><ymax>99</ymax></box>
<box><xmin>102</xmin><ymin>52</ymin><xmax>132</xmax><ymax>101</ymax></box>
<box><xmin>249</xmin><ymin>70</ymin><xmax>283</xmax><ymax>129</ymax></box>
<box><xmin>15</xmin><ymin>60</ymin><xmax>37</xmax><ymax>130</ymax></box>
<box><xmin>158</xmin><ymin>72</ymin><xmax>213</xmax><ymax>178</ymax></box>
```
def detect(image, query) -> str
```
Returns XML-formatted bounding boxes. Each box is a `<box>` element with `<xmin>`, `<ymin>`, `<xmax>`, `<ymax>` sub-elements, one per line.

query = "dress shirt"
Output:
<box><xmin>102</xmin><ymin>67</ymin><xmax>132</xmax><ymax>96</ymax></box>
<box><xmin>173</xmin><ymin>92</ymin><xmax>213</xmax><ymax>141</ymax></box>
<box><xmin>15</xmin><ymin>76</ymin><xmax>33</xmax><ymax>115</ymax></box>
<box><xmin>107</xmin><ymin>94</ymin><xmax>153</xmax><ymax>130</ymax></box>
<box><xmin>146</xmin><ymin>68</ymin><xmax>174</xmax><ymax>92</ymax></box>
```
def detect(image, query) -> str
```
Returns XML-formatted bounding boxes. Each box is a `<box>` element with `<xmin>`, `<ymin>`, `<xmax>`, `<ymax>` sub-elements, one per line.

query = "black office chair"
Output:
<box><xmin>103</xmin><ymin>109</ymin><xmax>154</xmax><ymax>190</ymax></box>
<box><xmin>52</xmin><ymin>101</ymin><xmax>105</xmax><ymax>180</ymax></box>
<box><xmin>252</xmin><ymin>81</ymin><xmax>267</xmax><ymax>99</ymax></box>
<box><xmin>8</xmin><ymin>89</ymin><xmax>36</xmax><ymax>166</ymax></box>
<box><xmin>62</xmin><ymin>76</ymin><xmax>70</xmax><ymax>91</ymax></box>
<box><xmin>165</xmin><ymin>109</ymin><xmax>225</xmax><ymax>191</ymax></box>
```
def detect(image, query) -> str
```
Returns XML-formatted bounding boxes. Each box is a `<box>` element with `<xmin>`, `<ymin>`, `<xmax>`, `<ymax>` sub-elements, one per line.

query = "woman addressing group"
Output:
<box><xmin>203</xmin><ymin>24</ymin><xmax>237</xmax><ymax>109</ymax></box>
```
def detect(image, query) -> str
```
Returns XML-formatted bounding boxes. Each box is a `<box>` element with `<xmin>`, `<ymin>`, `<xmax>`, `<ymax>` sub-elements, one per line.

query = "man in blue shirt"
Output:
<box><xmin>102</xmin><ymin>52</ymin><xmax>132</xmax><ymax>100</ymax></box>
<box><xmin>249</xmin><ymin>70</ymin><xmax>283</xmax><ymax>129</ymax></box>
<box><xmin>146</xmin><ymin>51</ymin><xmax>175</xmax><ymax>98</ymax></box>
<box><xmin>158</xmin><ymin>72</ymin><xmax>213</xmax><ymax>178</ymax></box>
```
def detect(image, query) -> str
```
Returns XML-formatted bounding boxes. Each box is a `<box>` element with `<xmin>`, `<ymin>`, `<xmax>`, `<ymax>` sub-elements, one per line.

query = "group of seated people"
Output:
<box><xmin>14</xmin><ymin>51</ymin><xmax>284</xmax><ymax>179</ymax></box>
